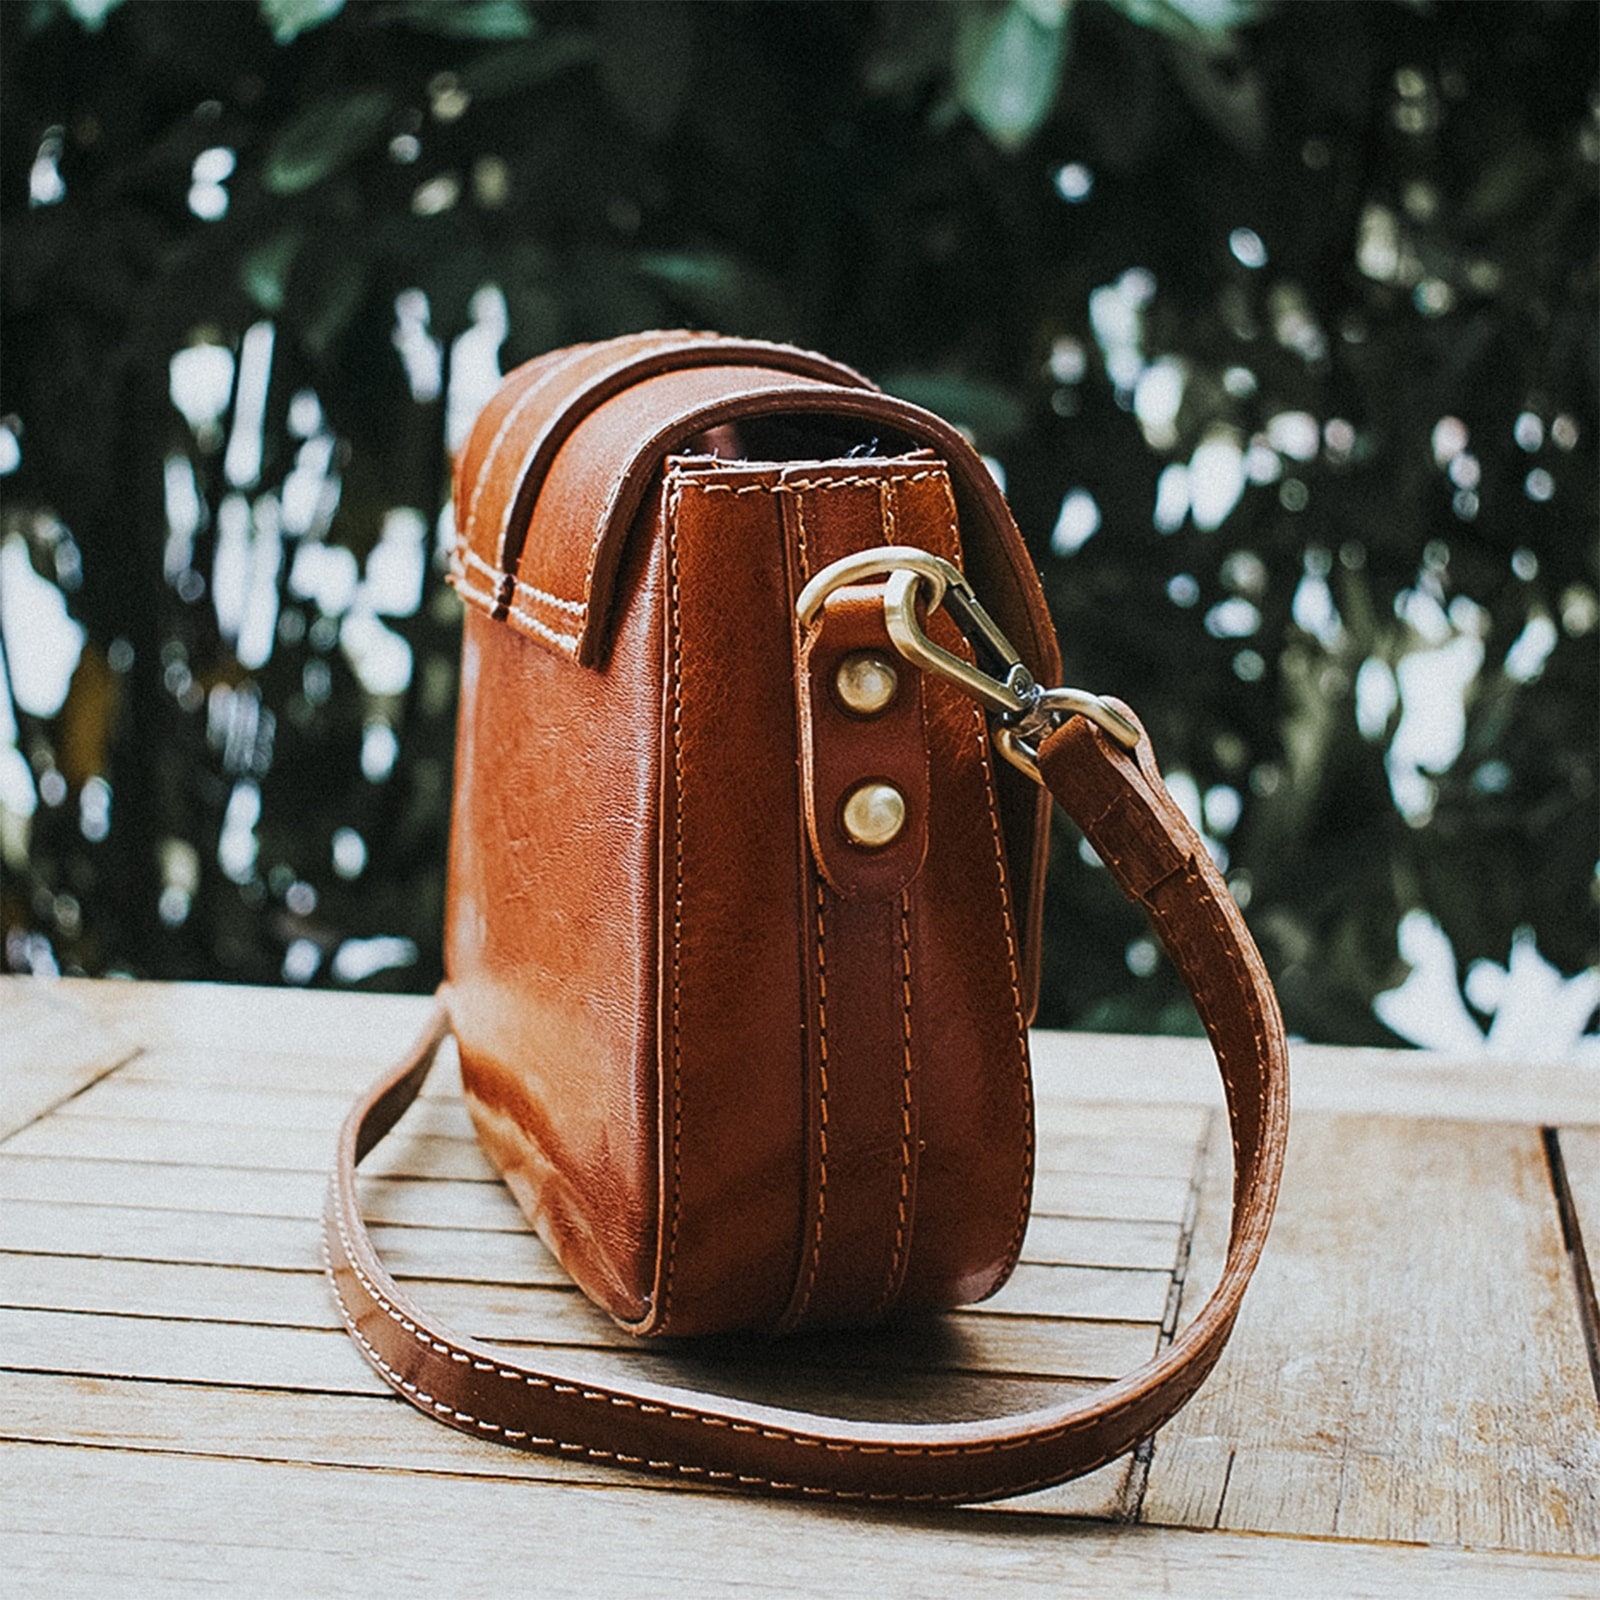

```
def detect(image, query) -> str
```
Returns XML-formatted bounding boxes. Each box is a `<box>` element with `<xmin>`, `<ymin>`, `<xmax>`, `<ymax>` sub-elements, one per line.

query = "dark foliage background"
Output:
<box><xmin>2</xmin><ymin>0</ymin><xmax>1596</xmax><ymax>1046</ymax></box>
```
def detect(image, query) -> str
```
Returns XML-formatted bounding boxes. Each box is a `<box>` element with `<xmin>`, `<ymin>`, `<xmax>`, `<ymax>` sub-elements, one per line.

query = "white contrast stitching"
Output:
<box><xmin>509</xmin><ymin>576</ymin><xmax>586</xmax><ymax>616</ymax></box>
<box><xmin>455</xmin><ymin>547</ymin><xmax>587</xmax><ymax>616</ymax></box>
<box><xmin>504</xmin><ymin>603</ymin><xmax>581</xmax><ymax>652</ymax></box>
<box><xmin>792</xmin><ymin>479</ymin><xmax>811</xmax><ymax>579</ymax></box>
<box><xmin>873</xmin><ymin>889</ymin><xmax>916</xmax><ymax>1320</ymax></box>
<box><xmin>685</xmin><ymin>469</ymin><xmax>942</xmax><ymax>499</ymax></box>
<box><xmin>877</xmin><ymin>477</ymin><xmax>898</xmax><ymax>545</ymax></box>
<box><xmin>447</xmin><ymin>561</ymin><xmax>581</xmax><ymax>654</ymax></box>
<box><xmin>658</xmin><ymin>480</ymin><xmax>687</xmax><ymax>1332</ymax></box>
<box><xmin>788</xmin><ymin>877</ymin><xmax>831</xmax><ymax>1328</ymax></box>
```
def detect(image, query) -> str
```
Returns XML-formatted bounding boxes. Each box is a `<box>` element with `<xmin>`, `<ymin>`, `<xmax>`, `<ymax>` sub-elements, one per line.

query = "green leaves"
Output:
<box><xmin>457</xmin><ymin>30</ymin><xmax>595</xmax><ymax>101</ymax></box>
<box><xmin>257</xmin><ymin>0</ymin><xmax>539</xmax><ymax>46</ymax></box>
<box><xmin>258</xmin><ymin>0</ymin><xmax>345</xmax><ymax>46</ymax></box>
<box><xmin>634</xmin><ymin>252</ymin><xmax>790</xmax><ymax>337</ymax></box>
<box><xmin>945</xmin><ymin>0</ymin><xmax>1260</xmax><ymax>153</ymax></box>
<box><xmin>300</xmin><ymin>251</ymin><xmax>366</xmax><ymax>356</ymax></box>
<box><xmin>953</xmin><ymin>0</ymin><xmax>1072</xmax><ymax>152</ymax></box>
<box><xmin>379</xmin><ymin>0</ymin><xmax>536</xmax><ymax>40</ymax></box>
<box><xmin>53</xmin><ymin>0</ymin><xmax>124</xmax><ymax>31</ymax></box>
<box><xmin>597</xmin><ymin>3</ymin><xmax>696</xmax><ymax>140</ymax></box>
<box><xmin>262</xmin><ymin>89</ymin><xmax>394</xmax><ymax>196</ymax></box>
<box><xmin>240</xmin><ymin>230</ymin><xmax>303</xmax><ymax>314</ymax></box>
<box><xmin>1106</xmin><ymin>0</ymin><xmax>1262</xmax><ymax>39</ymax></box>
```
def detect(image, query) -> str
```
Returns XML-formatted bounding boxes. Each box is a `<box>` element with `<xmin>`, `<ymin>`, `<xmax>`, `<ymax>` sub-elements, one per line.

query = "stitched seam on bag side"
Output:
<box><xmin>792</xmin><ymin>479</ymin><xmax>812</xmax><ymax>577</ymax></box>
<box><xmin>511</xmin><ymin>575</ymin><xmax>588</xmax><ymax>616</ymax></box>
<box><xmin>974</xmin><ymin>706</ymin><xmax>1034</xmax><ymax>1300</ymax></box>
<box><xmin>873</xmin><ymin>889</ymin><xmax>916</xmax><ymax>1321</ymax></box>
<box><xmin>450</xmin><ymin>580</ymin><xmax>579</xmax><ymax>653</ymax></box>
<box><xmin>659</xmin><ymin>476</ymin><xmax>687</xmax><ymax>1331</ymax></box>
<box><xmin>445</xmin><ymin>568</ymin><xmax>501</xmax><ymax>616</ymax></box>
<box><xmin>788</xmin><ymin>878</ymin><xmax>831</xmax><ymax>1326</ymax></box>
<box><xmin>939</xmin><ymin>474</ymin><xmax>1033</xmax><ymax>1301</ymax></box>
<box><xmin>877</xmin><ymin>477</ymin><xmax>899</xmax><ymax>546</ymax></box>
<box><xmin>506</xmin><ymin>603</ymin><xmax>582</xmax><ymax>653</ymax></box>
<box><xmin>786</xmin><ymin>489</ymin><xmax>829</xmax><ymax>1330</ymax></box>
<box><xmin>865</xmin><ymin>470</ymin><xmax>912</xmax><ymax>1322</ymax></box>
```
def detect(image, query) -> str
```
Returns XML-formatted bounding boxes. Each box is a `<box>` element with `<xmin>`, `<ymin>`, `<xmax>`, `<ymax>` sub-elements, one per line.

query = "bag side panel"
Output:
<box><xmin>783</xmin><ymin>469</ymin><xmax>1035</xmax><ymax>1319</ymax></box>
<box><xmin>445</xmin><ymin>518</ymin><xmax>666</xmax><ymax>1324</ymax></box>
<box><xmin>643</xmin><ymin>473</ymin><xmax>812</xmax><ymax>1337</ymax></box>
<box><xmin>898</xmin><ymin>626</ymin><xmax>1037</xmax><ymax>1312</ymax></box>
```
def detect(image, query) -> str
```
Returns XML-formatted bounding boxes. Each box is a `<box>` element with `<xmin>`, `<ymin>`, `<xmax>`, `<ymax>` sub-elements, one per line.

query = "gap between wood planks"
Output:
<box><xmin>1112</xmin><ymin>1106</ymin><xmax>1215</xmax><ymax>1526</ymax></box>
<box><xmin>0</xmin><ymin>1020</ymin><xmax>142</xmax><ymax>1145</ymax></box>
<box><xmin>1542</xmin><ymin>1127</ymin><xmax>1600</xmax><ymax>1404</ymax></box>
<box><xmin>1143</xmin><ymin>1110</ymin><xmax>1600</xmax><ymax>1555</ymax></box>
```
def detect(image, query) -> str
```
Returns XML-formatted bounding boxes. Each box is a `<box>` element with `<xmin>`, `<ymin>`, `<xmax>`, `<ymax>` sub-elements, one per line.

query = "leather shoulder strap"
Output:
<box><xmin>323</xmin><ymin>710</ymin><xmax>1289</xmax><ymax>1505</ymax></box>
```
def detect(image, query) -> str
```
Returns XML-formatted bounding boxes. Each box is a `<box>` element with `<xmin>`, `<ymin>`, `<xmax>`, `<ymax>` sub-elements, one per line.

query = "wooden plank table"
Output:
<box><xmin>3</xmin><ymin>976</ymin><xmax>1596</xmax><ymax>1595</ymax></box>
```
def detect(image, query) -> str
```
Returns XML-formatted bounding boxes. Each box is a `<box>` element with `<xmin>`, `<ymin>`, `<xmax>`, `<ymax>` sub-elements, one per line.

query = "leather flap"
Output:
<box><xmin>449</xmin><ymin>332</ymin><xmax>1062</xmax><ymax>690</ymax></box>
<box><xmin>451</xmin><ymin>332</ymin><xmax>868</xmax><ymax>662</ymax></box>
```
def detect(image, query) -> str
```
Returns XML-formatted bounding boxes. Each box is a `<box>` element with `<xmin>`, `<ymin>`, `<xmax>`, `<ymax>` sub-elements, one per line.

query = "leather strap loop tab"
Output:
<box><xmin>797</xmin><ymin>586</ymin><xmax>930</xmax><ymax>901</ymax></box>
<box><xmin>324</xmin><ymin>714</ymin><xmax>1289</xmax><ymax>1505</ymax></box>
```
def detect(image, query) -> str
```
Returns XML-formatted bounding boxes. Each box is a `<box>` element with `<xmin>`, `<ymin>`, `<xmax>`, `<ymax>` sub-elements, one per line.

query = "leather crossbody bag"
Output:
<box><xmin>324</xmin><ymin>331</ymin><xmax>1290</xmax><ymax>1504</ymax></box>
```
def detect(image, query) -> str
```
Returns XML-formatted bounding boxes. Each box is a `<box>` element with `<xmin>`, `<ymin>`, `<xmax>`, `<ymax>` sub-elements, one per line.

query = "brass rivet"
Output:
<box><xmin>833</xmin><ymin>652</ymin><xmax>898</xmax><ymax>716</ymax></box>
<box><xmin>841</xmin><ymin>782</ymin><xmax>906</xmax><ymax>849</ymax></box>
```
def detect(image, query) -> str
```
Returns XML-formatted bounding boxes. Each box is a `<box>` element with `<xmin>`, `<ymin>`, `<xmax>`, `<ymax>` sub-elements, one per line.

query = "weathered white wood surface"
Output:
<box><xmin>2</xmin><ymin>976</ymin><xmax>1596</xmax><ymax>1595</ymax></box>
<box><xmin>10</xmin><ymin>1442</ymin><xmax>1594</xmax><ymax>1600</ymax></box>
<box><xmin>1031</xmin><ymin>1026</ymin><xmax>1600</xmax><ymax>1126</ymax></box>
<box><xmin>0</xmin><ymin>978</ymin><xmax>137</xmax><ymax>1140</ymax></box>
<box><xmin>1143</xmin><ymin>1113</ymin><xmax>1600</xmax><ymax>1554</ymax></box>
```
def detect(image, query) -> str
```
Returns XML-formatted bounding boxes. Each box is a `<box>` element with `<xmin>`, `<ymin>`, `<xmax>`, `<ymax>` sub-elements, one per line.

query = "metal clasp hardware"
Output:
<box><xmin>795</xmin><ymin>546</ymin><xmax>1140</xmax><ymax>782</ymax></box>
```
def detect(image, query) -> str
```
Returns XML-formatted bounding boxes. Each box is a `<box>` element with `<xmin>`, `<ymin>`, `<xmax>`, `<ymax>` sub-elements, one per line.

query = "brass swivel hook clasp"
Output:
<box><xmin>795</xmin><ymin>546</ymin><xmax>1140</xmax><ymax>782</ymax></box>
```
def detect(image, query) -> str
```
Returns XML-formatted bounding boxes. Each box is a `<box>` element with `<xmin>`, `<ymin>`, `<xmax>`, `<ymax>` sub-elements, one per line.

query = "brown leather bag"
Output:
<box><xmin>325</xmin><ymin>331</ymin><xmax>1289</xmax><ymax>1503</ymax></box>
